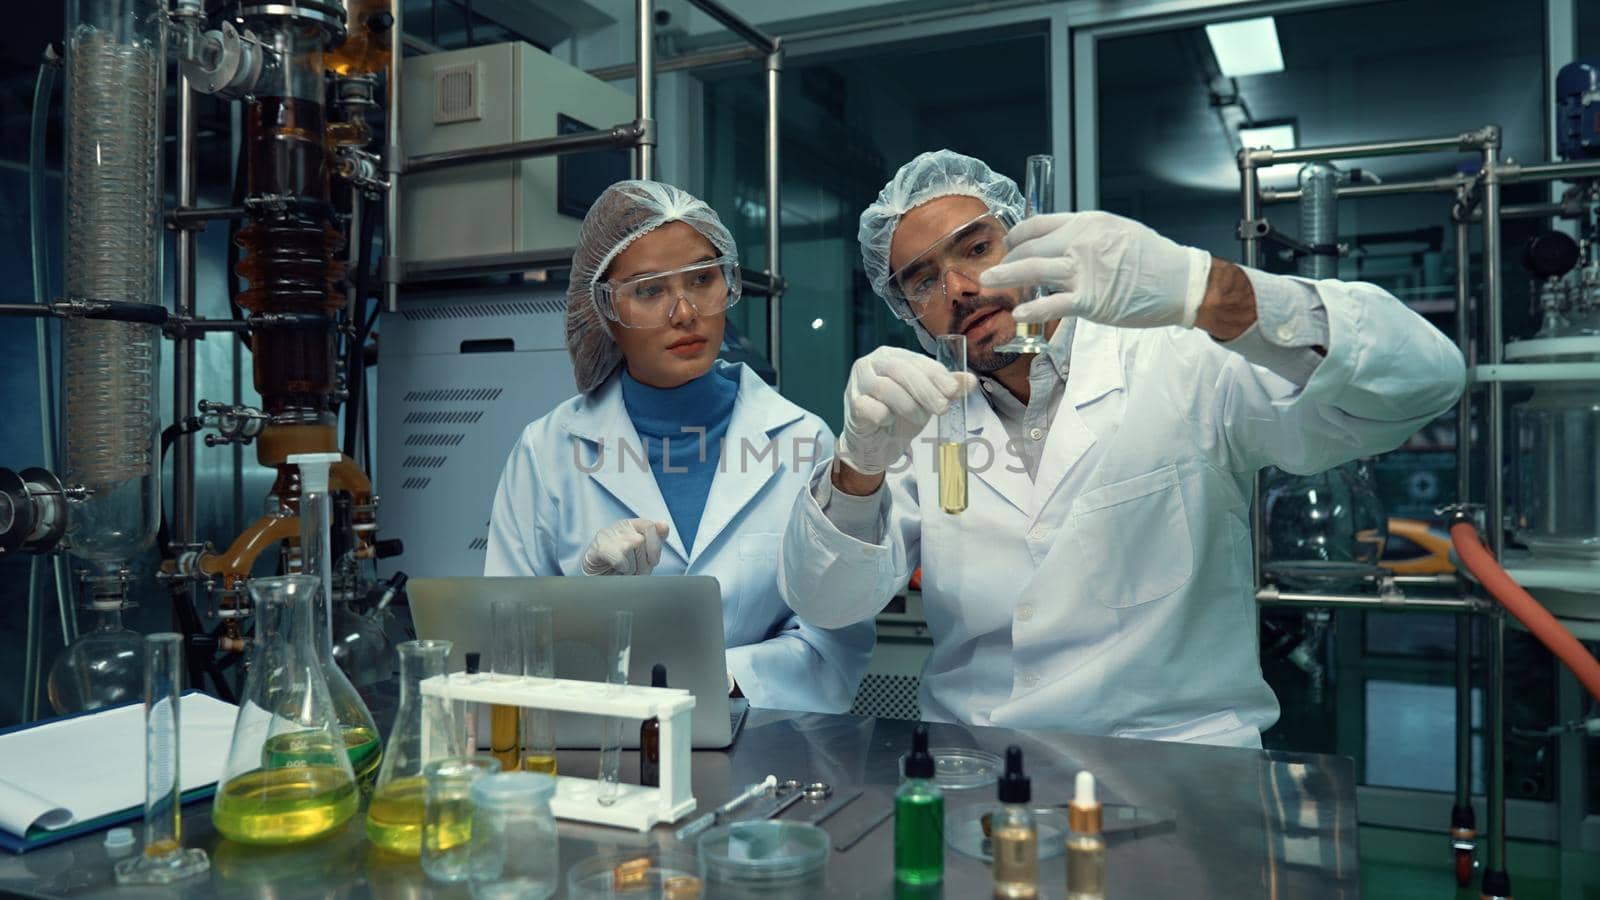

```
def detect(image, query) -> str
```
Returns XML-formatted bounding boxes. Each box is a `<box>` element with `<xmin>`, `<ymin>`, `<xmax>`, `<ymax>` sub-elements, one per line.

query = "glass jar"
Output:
<box><xmin>1513</xmin><ymin>379</ymin><xmax>1600</xmax><ymax>559</ymax></box>
<box><xmin>467</xmin><ymin>772</ymin><xmax>559</xmax><ymax>900</ymax></box>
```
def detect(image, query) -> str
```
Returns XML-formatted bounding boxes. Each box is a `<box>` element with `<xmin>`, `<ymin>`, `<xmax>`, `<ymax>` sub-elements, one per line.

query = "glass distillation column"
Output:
<box><xmin>46</xmin><ymin>0</ymin><xmax>164</xmax><ymax>714</ymax></box>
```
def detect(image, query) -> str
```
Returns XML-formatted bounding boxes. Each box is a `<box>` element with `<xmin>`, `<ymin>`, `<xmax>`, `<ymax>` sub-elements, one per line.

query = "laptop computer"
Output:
<box><xmin>407</xmin><ymin>575</ymin><xmax>748</xmax><ymax>750</ymax></box>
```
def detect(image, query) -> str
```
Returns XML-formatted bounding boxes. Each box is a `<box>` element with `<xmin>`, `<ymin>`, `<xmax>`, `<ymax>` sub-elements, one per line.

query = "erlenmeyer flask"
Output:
<box><xmin>366</xmin><ymin>640</ymin><xmax>462</xmax><ymax>856</ymax></box>
<box><xmin>1263</xmin><ymin>460</ymin><xmax>1389</xmax><ymax>590</ymax></box>
<box><xmin>213</xmin><ymin>575</ymin><xmax>359</xmax><ymax>845</ymax></box>
<box><xmin>289</xmin><ymin>453</ymin><xmax>382</xmax><ymax>794</ymax></box>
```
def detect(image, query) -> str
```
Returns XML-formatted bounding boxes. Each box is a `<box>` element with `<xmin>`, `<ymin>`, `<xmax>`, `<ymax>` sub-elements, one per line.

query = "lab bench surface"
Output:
<box><xmin>0</xmin><ymin>709</ymin><xmax>1358</xmax><ymax>898</ymax></box>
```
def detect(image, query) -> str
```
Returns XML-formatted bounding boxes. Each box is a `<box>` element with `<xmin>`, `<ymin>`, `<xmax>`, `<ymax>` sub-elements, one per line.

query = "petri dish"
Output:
<box><xmin>567</xmin><ymin>850</ymin><xmax>705</xmax><ymax>899</ymax></box>
<box><xmin>945</xmin><ymin>799</ymin><xmax>1069</xmax><ymax>863</ymax></box>
<box><xmin>697</xmin><ymin>821</ymin><xmax>829</xmax><ymax>883</ymax></box>
<box><xmin>895</xmin><ymin>746</ymin><xmax>1004</xmax><ymax>790</ymax></box>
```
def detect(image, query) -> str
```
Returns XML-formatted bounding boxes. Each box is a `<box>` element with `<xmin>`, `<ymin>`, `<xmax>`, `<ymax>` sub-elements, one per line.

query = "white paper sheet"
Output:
<box><xmin>0</xmin><ymin>694</ymin><xmax>237</xmax><ymax>836</ymax></box>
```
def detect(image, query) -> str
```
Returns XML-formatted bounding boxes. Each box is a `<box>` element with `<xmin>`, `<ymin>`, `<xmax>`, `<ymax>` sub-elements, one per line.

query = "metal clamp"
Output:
<box><xmin>0</xmin><ymin>467</ymin><xmax>70</xmax><ymax>555</ymax></box>
<box><xmin>182</xmin><ymin>22</ymin><xmax>266</xmax><ymax>99</ymax></box>
<box><xmin>336</xmin><ymin>146</ymin><xmax>390</xmax><ymax>195</ymax></box>
<box><xmin>200</xmin><ymin>400</ymin><xmax>269</xmax><ymax>447</ymax></box>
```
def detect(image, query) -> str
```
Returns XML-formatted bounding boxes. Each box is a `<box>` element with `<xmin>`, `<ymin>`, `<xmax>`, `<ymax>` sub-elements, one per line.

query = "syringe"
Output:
<box><xmin>674</xmin><ymin>775</ymin><xmax>777</xmax><ymax>842</ymax></box>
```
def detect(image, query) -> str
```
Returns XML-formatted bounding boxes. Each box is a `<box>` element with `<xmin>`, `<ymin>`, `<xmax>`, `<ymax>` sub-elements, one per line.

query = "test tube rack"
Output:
<box><xmin>419</xmin><ymin>674</ymin><xmax>696</xmax><ymax>832</ymax></box>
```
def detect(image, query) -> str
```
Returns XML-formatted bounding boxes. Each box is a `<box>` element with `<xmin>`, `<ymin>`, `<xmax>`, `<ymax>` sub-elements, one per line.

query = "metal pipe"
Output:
<box><xmin>684</xmin><ymin>0</ymin><xmax>780</xmax><ymax>54</ymax></box>
<box><xmin>383</xmin><ymin>0</ymin><xmax>402</xmax><ymax>313</ymax></box>
<box><xmin>765</xmin><ymin>41</ymin><xmax>782</xmax><ymax>387</ymax></box>
<box><xmin>1254</xmin><ymin>587</ymin><xmax>1480</xmax><ymax>613</ymax></box>
<box><xmin>634</xmin><ymin>0</ymin><xmax>654</xmax><ymax>180</ymax></box>
<box><xmin>1451</xmin><ymin>208</ymin><xmax>1475</xmax><ymax>838</ymax></box>
<box><xmin>1501</xmin><ymin>158</ymin><xmax>1600</xmax><ymax>183</ymax></box>
<box><xmin>1480</xmin><ymin>130</ymin><xmax>1509</xmax><ymax>885</ymax></box>
<box><xmin>1238</xmin><ymin>154</ymin><xmax>1264</xmax><ymax>594</ymax></box>
<box><xmin>168</xmin><ymin>205</ymin><xmax>246</xmax><ymax>226</ymax></box>
<box><xmin>346</xmin><ymin>187</ymin><xmax>361</xmax><ymax>322</ymax></box>
<box><xmin>173</xmin><ymin>63</ymin><xmax>197</xmax><ymax>558</ymax></box>
<box><xmin>400</xmin><ymin>32</ymin><xmax>441</xmax><ymax>55</ymax></box>
<box><xmin>1243</xmin><ymin>131</ymin><xmax>1492</xmax><ymax>168</ymax></box>
<box><xmin>405</xmin><ymin>122</ymin><xmax>648</xmax><ymax>173</ymax></box>
<box><xmin>587</xmin><ymin>45</ymin><xmax>763</xmax><ymax>82</ymax></box>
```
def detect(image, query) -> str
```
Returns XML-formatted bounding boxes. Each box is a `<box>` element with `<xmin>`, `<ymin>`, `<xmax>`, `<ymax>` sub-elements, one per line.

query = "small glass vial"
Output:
<box><xmin>895</xmin><ymin>724</ymin><xmax>944</xmax><ymax>885</ymax></box>
<box><xmin>1066</xmin><ymin>770</ymin><xmax>1105</xmax><ymax>900</ymax></box>
<box><xmin>992</xmin><ymin>746</ymin><xmax>1038</xmax><ymax>899</ymax></box>
<box><xmin>640</xmin><ymin>663</ymin><xmax>667</xmax><ymax>788</ymax></box>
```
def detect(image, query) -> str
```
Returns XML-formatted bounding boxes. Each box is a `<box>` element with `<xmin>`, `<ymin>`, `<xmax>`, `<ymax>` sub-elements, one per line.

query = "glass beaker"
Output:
<box><xmin>521</xmin><ymin>606</ymin><xmax>557</xmax><ymax>776</ymax></box>
<box><xmin>366</xmin><ymin>640</ymin><xmax>462</xmax><ymax>856</ymax></box>
<box><xmin>995</xmin><ymin>154</ymin><xmax>1054</xmax><ymax>355</ymax></box>
<box><xmin>423</xmin><ymin>755</ymin><xmax>501</xmax><ymax>883</ymax></box>
<box><xmin>936</xmin><ymin>335</ymin><xmax>968</xmax><ymax>515</ymax></box>
<box><xmin>467</xmin><ymin>772</ymin><xmax>559</xmax><ymax>900</ymax></box>
<box><xmin>1262</xmin><ymin>460</ymin><xmax>1388</xmax><ymax>590</ymax></box>
<box><xmin>289</xmin><ymin>453</ymin><xmax>382</xmax><ymax>794</ymax></box>
<box><xmin>213</xmin><ymin>575</ymin><xmax>359</xmax><ymax>845</ymax></box>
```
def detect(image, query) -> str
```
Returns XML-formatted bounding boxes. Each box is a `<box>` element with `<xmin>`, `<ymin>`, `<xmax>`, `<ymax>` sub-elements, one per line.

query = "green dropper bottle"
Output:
<box><xmin>895</xmin><ymin>724</ymin><xmax>944</xmax><ymax>884</ymax></box>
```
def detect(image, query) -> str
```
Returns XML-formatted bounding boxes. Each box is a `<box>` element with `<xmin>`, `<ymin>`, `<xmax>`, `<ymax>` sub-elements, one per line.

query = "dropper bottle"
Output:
<box><xmin>639</xmin><ymin>663</ymin><xmax>667</xmax><ymax>787</ymax></box>
<box><xmin>895</xmin><ymin>724</ymin><xmax>944</xmax><ymax>884</ymax></box>
<box><xmin>1066</xmin><ymin>770</ymin><xmax>1105</xmax><ymax>900</ymax></box>
<box><xmin>462</xmin><ymin>652</ymin><xmax>481</xmax><ymax>752</ymax></box>
<box><xmin>992</xmin><ymin>745</ymin><xmax>1038</xmax><ymax>899</ymax></box>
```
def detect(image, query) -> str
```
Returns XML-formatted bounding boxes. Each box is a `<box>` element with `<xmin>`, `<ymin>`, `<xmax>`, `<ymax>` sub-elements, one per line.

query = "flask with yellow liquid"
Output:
<box><xmin>365</xmin><ymin>640</ymin><xmax>463</xmax><ymax>855</ymax></box>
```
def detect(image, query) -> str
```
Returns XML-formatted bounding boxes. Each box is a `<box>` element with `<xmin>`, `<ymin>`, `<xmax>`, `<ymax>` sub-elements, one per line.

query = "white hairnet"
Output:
<box><xmin>566</xmin><ymin>180</ymin><xmax>738</xmax><ymax>392</ymax></box>
<box><xmin>858</xmin><ymin>150</ymin><xmax>1025</xmax><ymax>328</ymax></box>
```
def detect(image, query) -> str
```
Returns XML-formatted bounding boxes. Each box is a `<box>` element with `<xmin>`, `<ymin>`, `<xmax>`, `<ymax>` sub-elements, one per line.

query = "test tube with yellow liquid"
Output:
<box><xmin>488</xmin><ymin>599</ymin><xmax>522</xmax><ymax>772</ymax></box>
<box><xmin>936</xmin><ymin>334</ymin><xmax>968</xmax><ymax>515</ymax></box>
<box><xmin>994</xmin><ymin>154</ymin><xmax>1055</xmax><ymax>356</ymax></box>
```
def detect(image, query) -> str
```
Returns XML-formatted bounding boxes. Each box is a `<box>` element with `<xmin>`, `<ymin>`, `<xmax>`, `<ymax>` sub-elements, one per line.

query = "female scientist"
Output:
<box><xmin>484</xmin><ymin>180</ymin><xmax>873</xmax><ymax>714</ymax></box>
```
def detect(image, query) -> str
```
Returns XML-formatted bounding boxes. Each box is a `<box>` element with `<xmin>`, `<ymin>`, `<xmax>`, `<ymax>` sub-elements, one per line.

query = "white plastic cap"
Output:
<box><xmin>1074</xmin><ymin>770</ymin><xmax>1096</xmax><ymax>807</ymax></box>
<box><xmin>103</xmin><ymin>826</ymin><xmax>135</xmax><ymax>856</ymax></box>
<box><xmin>287</xmin><ymin>452</ymin><xmax>342</xmax><ymax>495</ymax></box>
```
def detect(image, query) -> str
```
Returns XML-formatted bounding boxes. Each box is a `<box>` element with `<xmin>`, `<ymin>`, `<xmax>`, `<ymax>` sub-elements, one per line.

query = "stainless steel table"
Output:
<box><xmin>0</xmin><ymin>709</ymin><xmax>1358</xmax><ymax>898</ymax></box>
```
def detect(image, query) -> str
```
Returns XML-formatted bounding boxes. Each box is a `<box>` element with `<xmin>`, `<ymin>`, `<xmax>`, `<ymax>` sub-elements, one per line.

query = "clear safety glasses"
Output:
<box><xmin>593</xmin><ymin>256</ymin><xmax>743</xmax><ymax>329</ymax></box>
<box><xmin>887</xmin><ymin>212</ymin><xmax>1014</xmax><ymax>322</ymax></box>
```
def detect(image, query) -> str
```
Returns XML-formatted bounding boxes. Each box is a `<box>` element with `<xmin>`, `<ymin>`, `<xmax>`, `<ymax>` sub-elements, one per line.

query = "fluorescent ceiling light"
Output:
<box><xmin>1238</xmin><ymin>122</ymin><xmax>1296</xmax><ymax>151</ymax></box>
<box><xmin>1206</xmin><ymin>17</ymin><xmax>1285</xmax><ymax>78</ymax></box>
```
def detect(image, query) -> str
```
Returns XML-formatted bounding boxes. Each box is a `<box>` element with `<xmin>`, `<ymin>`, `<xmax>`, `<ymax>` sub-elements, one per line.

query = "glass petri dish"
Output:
<box><xmin>566</xmin><ymin>850</ymin><xmax>705</xmax><ymax>899</ymax></box>
<box><xmin>944</xmin><ymin>799</ymin><xmax>1069</xmax><ymax>863</ymax></box>
<box><xmin>895</xmin><ymin>746</ymin><xmax>1004</xmax><ymax>790</ymax></box>
<box><xmin>697</xmin><ymin>821</ymin><xmax>829</xmax><ymax>883</ymax></box>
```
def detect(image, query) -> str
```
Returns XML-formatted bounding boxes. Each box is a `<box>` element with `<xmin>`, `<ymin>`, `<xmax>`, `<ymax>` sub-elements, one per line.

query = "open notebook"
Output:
<box><xmin>0</xmin><ymin>693</ymin><xmax>237</xmax><ymax>853</ymax></box>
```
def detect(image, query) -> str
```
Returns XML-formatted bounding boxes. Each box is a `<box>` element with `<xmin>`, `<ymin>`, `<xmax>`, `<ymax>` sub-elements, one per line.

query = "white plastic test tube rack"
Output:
<box><xmin>419</xmin><ymin>673</ymin><xmax>696</xmax><ymax>832</ymax></box>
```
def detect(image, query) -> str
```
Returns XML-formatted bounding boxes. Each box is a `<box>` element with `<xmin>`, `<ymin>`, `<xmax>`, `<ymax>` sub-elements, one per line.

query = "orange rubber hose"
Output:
<box><xmin>1450</xmin><ymin>521</ymin><xmax>1600</xmax><ymax>702</ymax></box>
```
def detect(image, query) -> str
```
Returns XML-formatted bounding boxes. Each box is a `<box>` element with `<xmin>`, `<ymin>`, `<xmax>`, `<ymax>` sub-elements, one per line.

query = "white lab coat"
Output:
<box><xmin>779</xmin><ymin>278</ymin><xmax>1465</xmax><ymax>747</ymax></box>
<box><xmin>485</xmin><ymin>361</ymin><xmax>875</xmax><ymax>714</ymax></box>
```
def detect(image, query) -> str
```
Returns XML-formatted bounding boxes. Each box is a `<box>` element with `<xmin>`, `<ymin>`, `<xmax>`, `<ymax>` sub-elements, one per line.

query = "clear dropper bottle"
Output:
<box><xmin>994</xmin><ymin>154</ymin><xmax>1055</xmax><ymax>356</ymax></box>
<box><xmin>895</xmin><ymin>723</ymin><xmax>944</xmax><ymax>884</ymax></box>
<box><xmin>992</xmin><ymin>745</ymin><xmax>1038</xmax><ymax>899</ymax></box>
<box><xmin>1066</xmin><ymin>770</ymin><xmax>1105</xmax><ymax>900</ymax></box>
<box><xmin>936</xmin><ymin>335</ymin><xmax>968</xmax><ymax>515</ymax></box>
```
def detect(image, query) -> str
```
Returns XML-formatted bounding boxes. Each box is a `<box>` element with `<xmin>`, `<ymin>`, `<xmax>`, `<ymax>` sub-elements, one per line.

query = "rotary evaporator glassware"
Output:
<box><xmin>936</xmin><ymin>335</ymin><xmax>968</xmax><ymax>515</ymax></box>
<box><xmin>995</xmin><ymin>154</ymin><xmax>1054</xmax><ymax>355</ymax></box>
<box><xmin>287</xmin><ymin>453</ymin><xmax>382</xmax><ymax>793</ymax></box>
<box><xmin>1509</xmin><ymin>284</ymin><xmax>1600</xmax><ymax>560</ymax></box>
<box><xmin>366</xmin><ymin>639</ymin><xmax>463</xmax><ymax>856</ymax></box>
<box><xmin>46</xmin><ymin>600</ymin><xmax>144</xmax><ymax>714</ymax></box>
<box><xmin>1261</xmin><ymin>460</ymin><xmax>1388</xmax><ymax>590</ymax></box>
<box><xmin>213</xmin><ymin>575</ymin><xmax>359</xmax><ymax>845</ymax></box>
<box><xmin>114</xmin><ymin>633</ymin><xmax>210</xmax><ymax>885</ymax></box>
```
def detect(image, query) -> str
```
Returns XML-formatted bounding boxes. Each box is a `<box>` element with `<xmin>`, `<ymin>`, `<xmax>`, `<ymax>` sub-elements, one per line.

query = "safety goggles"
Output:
<box><xmin>593</xmin><ymin>256</ymin><xmax>743</xmax><ymax>329</ymax></box>
<box><xmin>887</xmin><ymin>211</ymin><xmax>1014</xmax><ymax>322</ymax></box>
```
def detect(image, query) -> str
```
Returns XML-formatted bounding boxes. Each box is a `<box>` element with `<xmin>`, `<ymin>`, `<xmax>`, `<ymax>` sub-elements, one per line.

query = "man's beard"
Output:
<box><xmin>947</xmin><ymin>294</ymin><xmax>1022</xmax><ymax>373</ymax></box>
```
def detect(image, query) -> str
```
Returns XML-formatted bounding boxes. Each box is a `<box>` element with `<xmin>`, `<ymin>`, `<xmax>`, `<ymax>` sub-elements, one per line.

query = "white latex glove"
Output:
<box><xmin>836</xmin><ymin>346</ymin><xmax>977</xmax><ymax>477</ymax></box>
<box><xmin>980</xmin><ymin>210</ymin><xmax>1214</xmax><ymax>329</ymax></box>
<box><xmin>581</xmin><ymin>518</ymin><xmax>670</xmax><ymax>575</ymax></box>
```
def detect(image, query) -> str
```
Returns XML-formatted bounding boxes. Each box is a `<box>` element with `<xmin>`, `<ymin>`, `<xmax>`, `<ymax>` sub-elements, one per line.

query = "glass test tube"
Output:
<box><xmin>115</xmin><ymin>633</ymin><xmax>210</xmax><ymax>884</ymax></box>
<box><xmin>596</xmin><ymin>610</ymin><xmax>634</xmax><ymax>806</ymax></box>
<box><xmin>488</xmin><ymin>599</ymin><xmax>522</xmax><ymax>772</ymax></box>
<box><xmin>936</xmin><ymin>335</ymin><xmax>969</xmax><ymax>515</ymax></box>
<box><xmin>520</xmin><ymin>606</ymin><xmax>557</xmax><ymax>776</ymax></box>
<box><xmin>996</xmin><ymin>154</ymin><xmax>1055</xmax><ymax>355</ymax></box>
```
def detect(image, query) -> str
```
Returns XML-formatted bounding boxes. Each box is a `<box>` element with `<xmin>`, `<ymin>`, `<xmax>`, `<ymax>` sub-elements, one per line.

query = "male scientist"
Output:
<box><xmin>779</xmin><ymin>150</ymin><xmax>1465</xmax><ymax>748</ymax></box>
